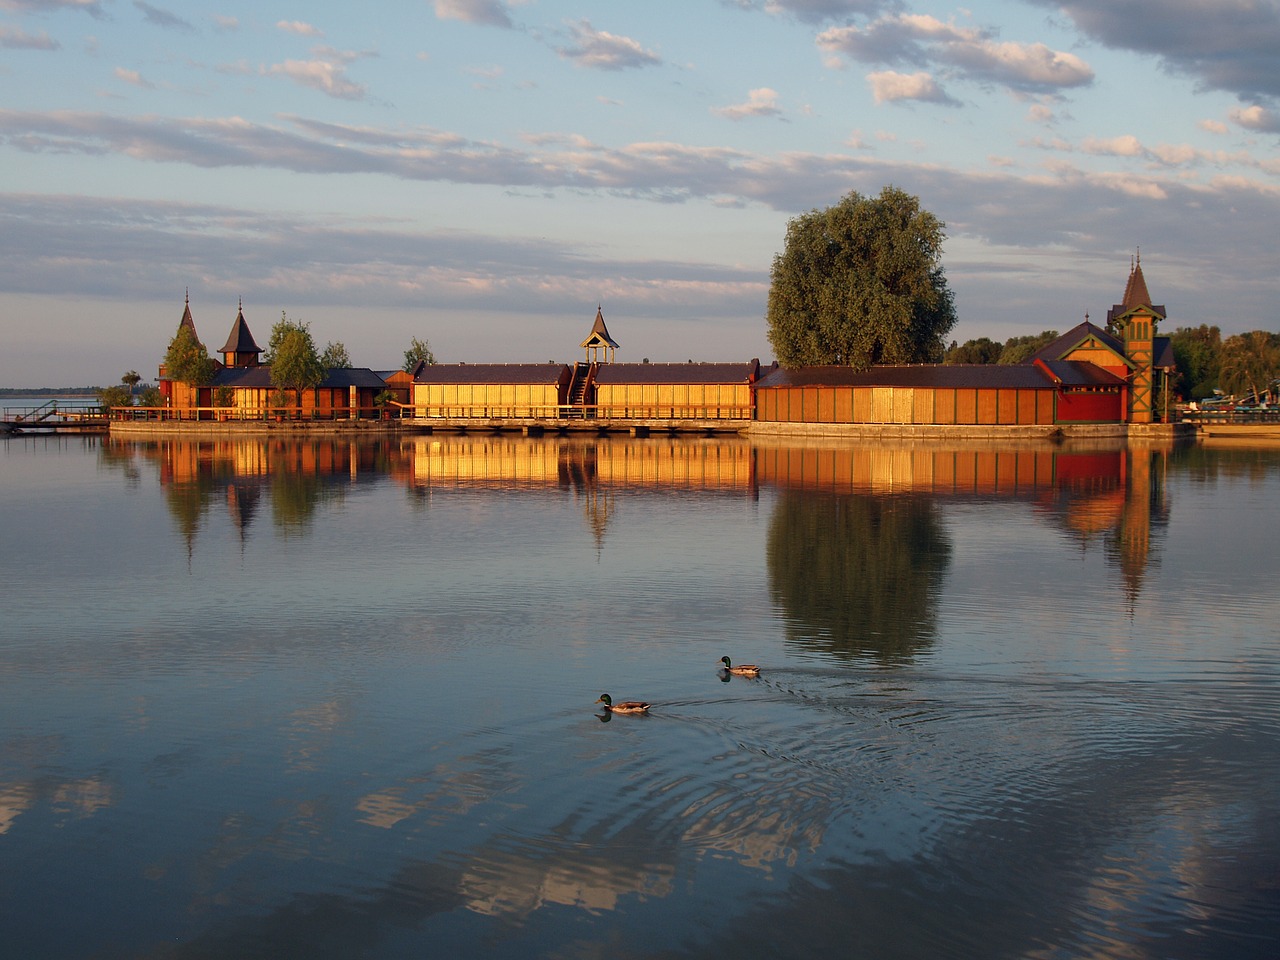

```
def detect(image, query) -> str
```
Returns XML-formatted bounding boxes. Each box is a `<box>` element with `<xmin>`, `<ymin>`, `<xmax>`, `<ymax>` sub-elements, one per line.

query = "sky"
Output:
<box><xmin>1</xmin><ymin>0</ymin><xmax>1277</xmax><ymax>387</ymax></box>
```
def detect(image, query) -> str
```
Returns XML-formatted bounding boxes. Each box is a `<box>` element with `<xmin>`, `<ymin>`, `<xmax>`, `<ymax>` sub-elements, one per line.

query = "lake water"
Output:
<box><xmin>1</xmin><ymin>432</ymin><xmax>1277</xmax><ymax>959</ymax></box>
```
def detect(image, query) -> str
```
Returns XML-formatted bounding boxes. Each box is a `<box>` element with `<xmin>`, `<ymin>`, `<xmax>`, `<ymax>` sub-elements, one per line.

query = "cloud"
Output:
<box><xmin>1082</xmin><ymin>134</ymin><xmax>1144</xmax><ymax>157</ymax></box>
<box><xmin>277</xmin><ymin>20</ymin><xmax>322</xmax><ymax>38</ymax></box>
<box><xmin>0</xmin><ymin>25</ymin><xmax>59</xmax><ymax>49</ymax></box>
<box><xmin>433</xmin><ymin>0</ymin><xmax>512</xmax><ymax>29</ymax></box>
<box><xmin>0</xmin><ymin>0</ymin><xmax>102</xmax><ymax>14</ymax></box>
<box><xmin>133</xmin><ymin>1</ymin><xmax>194</xmax><ymax>32</ymax></box>
<box><xmin>556</xmin><ymin>20</ymin><xmax>662</xmax><ymax>71</ymax></box>
<box><xmin>713</xmin><ymin>88</ymin><xmax>783</xmax><ymax>120</ymax></box>
<box><xmin>112</xmin><ymin>67</ymin><xmax>154</xmax><ymax>89</ymax></box>
<box><xmin>868</xmin><ymin>71</ymin><xmax>956</xmax><ymax>105</ymax></box>
<box><xmin>818</xmin><ymin>14</ymin><xmax>1093</xmax><ymax>95</ymax></box>
<box><xmin>266</xmin><ymin>48</ymin><xmax>374</xmax><ymax>101</ymax></box>
<box><xmin>741</xmin><ymin>0</ymin><xmax>888</xmax><ymax>24</ymax></box>
<box><xmin>212</xmin><ymin>14</ymin><xmax>238</xmax><ymax>32</ymax></box>
<box><xmin>1024</xmin><ymin>0</ymin><xmax>1280</xmax><ymax>105</ymax></box>
<box><xmin>1231</xmin><ymin>104</ymin><xmax>1279</xmax><ymax>133</ymax></box>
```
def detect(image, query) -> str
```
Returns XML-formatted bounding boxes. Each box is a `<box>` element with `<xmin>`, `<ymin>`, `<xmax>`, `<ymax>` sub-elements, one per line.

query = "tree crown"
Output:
<box><xmin>766</xmin><ymin>185</ymin><xmax>956</xmax><ymax>370</ymax></box>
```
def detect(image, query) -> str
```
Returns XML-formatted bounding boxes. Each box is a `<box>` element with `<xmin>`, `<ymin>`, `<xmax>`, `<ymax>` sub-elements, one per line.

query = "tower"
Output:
<box><xmin>1106</xmin><ymin>252</ymin><xmax>1166</xmax><ymax>424</ymax></box>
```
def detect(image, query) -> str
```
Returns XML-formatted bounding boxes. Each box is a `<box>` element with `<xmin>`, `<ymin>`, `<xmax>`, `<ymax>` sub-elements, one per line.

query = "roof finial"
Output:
<box><xmin>1085</xmin><ymin>310</ymin><xmax>1089</xmax><ymax>324</ymax></box>
<box><xmin>185</xmin><ymin>287</ymin><xmax>189</xmax><ymax>305</ymax></box>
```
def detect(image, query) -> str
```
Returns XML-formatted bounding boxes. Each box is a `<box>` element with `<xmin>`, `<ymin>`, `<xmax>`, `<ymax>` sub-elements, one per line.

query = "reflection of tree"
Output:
<box><xmin>767</xmin><ymin>493</ymin><xmax>951</xmax><ymax>663</ymax></box>
<box><xmin>270</xmin><ymin>462</ymin><xmax>346</xmax><ymax>534</ymax></box>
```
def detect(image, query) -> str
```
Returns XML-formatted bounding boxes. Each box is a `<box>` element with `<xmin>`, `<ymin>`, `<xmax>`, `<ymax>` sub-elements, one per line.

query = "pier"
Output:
<box><xmin>2</xmin><ymin>401</ymin><xmax>107</xmax><ymax>434</ymax></box>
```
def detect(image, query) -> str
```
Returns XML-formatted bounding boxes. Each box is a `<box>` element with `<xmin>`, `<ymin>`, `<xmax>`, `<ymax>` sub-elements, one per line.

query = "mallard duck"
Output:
<box><xmin>596</xmin><ymin>693</ymin><xmax>650</xmax><ymax>714</ymax></box>
<box><xmin>719</xmin><ymin>656</ymin><xmax>761</xmax><ymax>677</ymax></box>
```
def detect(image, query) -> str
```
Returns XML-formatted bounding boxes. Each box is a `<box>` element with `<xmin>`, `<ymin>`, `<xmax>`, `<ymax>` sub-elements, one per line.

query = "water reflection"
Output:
<box><xmin>767</xmin><ymin>493</ymin><xmax>951</xmax><ymax>662</ymax></box>
<box><xmin>7</xmin><ymin>433</ymin><xmax>1277</xmax><ymax>959</ymax></box>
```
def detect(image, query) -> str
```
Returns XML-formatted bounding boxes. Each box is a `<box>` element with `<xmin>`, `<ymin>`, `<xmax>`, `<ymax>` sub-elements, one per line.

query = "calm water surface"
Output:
<box><xmin>1</xmin><ymin>433</ymin><xmax>1277</xmax><ymax>959</ymax></box>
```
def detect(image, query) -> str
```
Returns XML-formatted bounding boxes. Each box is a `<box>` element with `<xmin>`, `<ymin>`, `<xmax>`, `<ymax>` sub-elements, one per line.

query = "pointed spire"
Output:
<box><xmin>178</xmin><ymin>290</ymin><xmax>199</xmax><ymax>341</ymax></box>
<box><xmin>220</xmin><ymin>298</ymin><xmax>262</xmax><ymax>366</ymax></box>
<box><xmin>1121</xmin><ymin>248</ymin><xmax>1153</xmax><ymax>310</ymax></box>
<box><xmin>580</xmin><ymin>304</ymin><xmax>620</xmax><ymax>363</ymax></box>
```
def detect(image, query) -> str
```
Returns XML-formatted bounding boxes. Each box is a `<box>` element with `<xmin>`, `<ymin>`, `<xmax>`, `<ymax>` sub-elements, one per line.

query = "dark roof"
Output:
<box><xmin>580</xmin><ymin>307</ymin><xmax>620</xmax><ymax>349</ymax></box>
<box><xmin>211</xmin><ymin>366</ymin><xmax>273</xmax><ymax>388</ymax></box>
<box><xmin>1030</xmin><ymin>321</ymin><xmax>1126</xmax><ymax>364</ymax></box>
<box><xmin>1106</xmin><ymin>255</ymin><xmax>1166</xmax><ymax>323</ymax></box>
<box><xmin>413</xmin><ymin>363</ymin><xmax>570</xmax><ymax>385</ymax></box>
<box><xmin>755</xmin><ymin>362</ymin><xmax>1122</xmax><ymax>391</ymax></box>
<box><xmin>177</xmin><ymin>293</ymin><xmax>200</xmax><ymax>342</ymax></box>
<box><xmin>1153</xmin><ymin>336</ymin><xmax>1174</xmax><ymax>370</ymax></box>
<box><xmin>219</xmin><ymin>304</ymin><xmax>262</xmax><ymax>355</ymax></box>
<box><xmin>1036</xmin><ymin>359</ymin><xmax>1126</xmax><ymax>387</ymax></box>
<box><xmin>210</xmin><ymin>366</ymin><xmax>385</xmax><ymax>389</ymax></box>
<box><xmin>593</xmin><ymin>361</ymin><xmax>760</xmax><ymax>385</ymax></box>
<box><xmin>321</xmin><ymin>367</ymin><xmax>386</xmax><ymax>389</ymax></box>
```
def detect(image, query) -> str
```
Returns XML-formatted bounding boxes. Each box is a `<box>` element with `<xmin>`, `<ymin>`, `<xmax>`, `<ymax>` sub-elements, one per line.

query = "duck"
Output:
<box><xmin>719</xmin><ymin>656</ymin><xmax>761</xmax><ymax>677</ymax></box>
<box><xmin>596</xmin><ymin>693</ymin><xmax>651</xmax><ymax>715</ymax></box>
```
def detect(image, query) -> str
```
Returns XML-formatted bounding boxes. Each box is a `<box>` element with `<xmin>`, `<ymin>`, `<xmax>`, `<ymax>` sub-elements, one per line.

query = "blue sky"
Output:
<box><xmin>1</xmin><ymin>0</ymin><xmax>1277</xmax><ymax>386</ymax></box>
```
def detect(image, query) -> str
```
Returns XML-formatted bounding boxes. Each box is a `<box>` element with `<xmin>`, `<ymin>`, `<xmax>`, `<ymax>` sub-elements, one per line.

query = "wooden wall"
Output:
<box><xmin>755</xmin><ymin>386</ymin><xmax>1058</xmax><ymax>425</ymax></box>
<box><xmin>593</xmin><ymin>382</ymin><xmax>753</xmax><ymax>419</ymax></box>
<box><xmin>413</xmin><ymin>382</ymin><xmax>563</xmax><ymax>418</ymax></box>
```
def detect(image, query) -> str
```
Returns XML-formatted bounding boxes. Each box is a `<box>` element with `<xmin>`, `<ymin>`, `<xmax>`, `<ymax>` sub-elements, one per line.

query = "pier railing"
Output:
<box><xmin>109</xmin><ymin>402</ymin><xmax>756</xmax><ymax>422</ymax></box>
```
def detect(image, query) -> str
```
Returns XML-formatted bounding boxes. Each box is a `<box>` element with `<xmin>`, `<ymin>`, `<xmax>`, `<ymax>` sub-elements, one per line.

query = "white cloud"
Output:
<box><xmin>556</xmin><ymin>20</ymin><xmax>661</xmax><ymax>71</ymax></box>
<box><xmin>868</xmin><ymin>71</ymin><xmax>953</xmax><ymax>105</ymax></box>
<box><xmin>277</xmin><ymin>20</ymin><xmax>322</xmax><ymax>38</ymax></box>
<box><xmin>818</xmin><ymin>14</ymin><xmax>1093</xmax><ymax>95</ymax></box>
<box><xmin>212</xmin><ymin>14</ymin><xmax>238</xmax><ymax>32</ymax></box>
<box><xmin>1082</xmin><ymin>134</ymin><xmax>1144</xmax><ymax>157</ymax></box>
<box><xmin>713</xmin><ymin>88</ymin><xmax>783</xmax><ymax>121</ymax></box>
<box><xmin>266</xmin><ymin>48</ymin><xmax>374</xmax><ymax>101</ymax></box>
<box><xmin>433</xmin><ymin>0</ymin><xmax>512</xmax><ymax>29</ymax></box>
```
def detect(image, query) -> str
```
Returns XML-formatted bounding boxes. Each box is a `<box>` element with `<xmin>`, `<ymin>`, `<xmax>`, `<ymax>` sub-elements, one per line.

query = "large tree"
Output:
<box><xmin>766</xmin><ymin>185</ymin><xmax>956</xmax><ymax>369</ymax></box>
<box><xmin>162</xmin><ymin>325</ymin><xmax>216</xmax><ymax>386</ymax></box>
<box><xmin>266</xmin><ymin>314</ymin><xmax>325</xmax><ymax>410</ymax></box>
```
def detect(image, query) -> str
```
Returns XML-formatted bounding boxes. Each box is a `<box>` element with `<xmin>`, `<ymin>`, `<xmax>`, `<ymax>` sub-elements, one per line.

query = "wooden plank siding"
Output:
<box><xmin>755</xmin><ymin>384</ymin><xmax>1059</xmax><ymax>426</ymax></box>
<box><xmin>414</xmin><ymin>382</ymin><xmax>564</xmax><ymax>418</ymax></box>
<box><xmin>593</xmin><ymin>381</ymin><xmax>753</xmax><ymax>419</ymax></box>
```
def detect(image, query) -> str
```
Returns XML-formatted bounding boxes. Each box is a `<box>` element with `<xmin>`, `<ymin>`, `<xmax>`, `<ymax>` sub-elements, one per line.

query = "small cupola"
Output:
<box><xmin>219</xmin><ymin>298</ymin><xmax>263</xmax><ymax>368</ymax></box>
<box><xmin>580</xmin><ymin>305</ymin><xmax>620</xmax><ymax>364</ymax></box>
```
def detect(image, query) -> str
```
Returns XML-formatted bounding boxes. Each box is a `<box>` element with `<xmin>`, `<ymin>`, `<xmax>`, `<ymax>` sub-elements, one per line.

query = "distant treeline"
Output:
<box><xmin>0</xmin><ymin>387</ymin><xmax>101</xmax><ymax>397</ymax></box>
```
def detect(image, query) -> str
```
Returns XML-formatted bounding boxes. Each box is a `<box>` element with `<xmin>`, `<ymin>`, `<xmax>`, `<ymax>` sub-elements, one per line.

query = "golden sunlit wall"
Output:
<box><xmin>412</xmin><ymin>383</ymin><xmax>562</xmax><ymax>418</ymax></box>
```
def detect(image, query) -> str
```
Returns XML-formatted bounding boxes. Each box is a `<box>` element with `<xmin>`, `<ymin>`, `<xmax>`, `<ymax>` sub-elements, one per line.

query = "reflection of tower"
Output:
<box><xmin>1108</xmin><ymin>447</ymin><xmax>1168</xmax><ymax>611</ymax></box>
<box><xmin>226</xmin><ymin>481</ymin><xmax>262</xmax><ymax>547</ymax></box>
<box><xmin>583</xmin><ymin>485</ymin><xmax>615</xmax><ymax>556</ymax></box>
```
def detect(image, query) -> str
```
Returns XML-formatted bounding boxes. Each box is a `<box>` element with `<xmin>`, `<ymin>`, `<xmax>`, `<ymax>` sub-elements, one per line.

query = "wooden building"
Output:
<box><xmin>753</xmin><ymin>361</ymin><xmax>1125</xmax><ymax>426</ymax></box>
<box><xmin>411</xmin><ymin>362</ymin><xmax>573</xmax><ymax>418</ymax></box>
<box><xmin>592</xmin><ymin>361</ymin><xmax>761</xmax><ymax>419</ymax></box>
